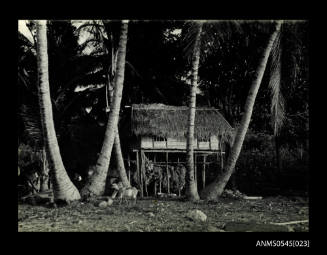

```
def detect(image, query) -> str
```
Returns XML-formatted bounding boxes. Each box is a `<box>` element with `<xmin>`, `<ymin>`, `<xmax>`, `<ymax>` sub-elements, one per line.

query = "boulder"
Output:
<box><xmin>186</xmin><ymin>209</ymin><xmax>207</xmax><ymax>222</ymax></box>
<box><xmin>106</xmin><ymin>197</ymin><xmax>114</xmax><ymax>206</ymax></box>
<box><xmin>207</xmin><ymin>225</ymin><xmax>225</xmax><ymax>232</ymax></box>
<box><xmin>98</xmin><ymin>201</ymin><xmax>108</xmax><ymax>208</ymax></box>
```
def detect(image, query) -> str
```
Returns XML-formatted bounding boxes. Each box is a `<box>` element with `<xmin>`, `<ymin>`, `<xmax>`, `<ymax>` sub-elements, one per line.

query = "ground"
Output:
<box><xmin>18</xmin><ymin>195</ymin><xmax>309</xmax><ymax>232</ymax></box>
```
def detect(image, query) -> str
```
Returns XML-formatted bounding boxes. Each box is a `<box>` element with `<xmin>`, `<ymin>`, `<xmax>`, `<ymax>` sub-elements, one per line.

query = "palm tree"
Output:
<box><xmin>19</xmin><ymin>21</ymin><xmax>106</xmax><ymax>192</ymax></box>
<box><xmin>185</xmin><ymin>21</ymin><xmax>203</xmax><ymax>201</ymax></box>
<box><xmin>201</xmin><ymin>21</ymin><xmax>282</xmax><ymax>201</ymax></box>
<box><xmin>76</xmin><ymin>20</ymin><xmax>131</xmax><ymax>188</ymax></box>
<box><xmin>104</xmin><ymin>24</ymin><xmax>131</xmax><ymax>188</ymax></box>
<box><xmin>183</xmin><ymin>20</ymin><xmax>240</xmax><ymax>201</ymax></box>
<box><xmin>268</xmin><ymin>28</ymin><xmax>284</xmax><ymax>174</ymax></box>
<box><xmin>36</xmin><ymin>20</ymin><xmax>81</xmax><ymax>202</ymax></box>
<box><xmin>81</xmin><ymin>20</ymin><xmax>129</xmax><ymax>198</ymax></box>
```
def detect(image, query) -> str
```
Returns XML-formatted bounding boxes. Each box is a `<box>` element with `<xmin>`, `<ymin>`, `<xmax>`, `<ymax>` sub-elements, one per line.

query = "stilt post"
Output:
<box><xmin>194</xmin><ymin>153</ymin><xmax>197</xmax><ymax>186</ymax></box>
<box><xmin>202</xmin><ymin>155</ymin><xmax>206</xmax><ymax>189</ymax></box>
<box><xmin>166</xmin><ymin>152</ymin><xmax>170</xmax><ymax>194</ymax></box>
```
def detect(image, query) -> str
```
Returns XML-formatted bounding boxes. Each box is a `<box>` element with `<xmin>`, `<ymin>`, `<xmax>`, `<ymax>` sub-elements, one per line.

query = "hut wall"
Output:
<box><xmin>198</xmin><ymin>141</ymin><xmax>210</xmax><ymax>149</ymax></box>
<box><xmin>141</xmin><ymin>137</ymin><xmax>153</xmax><ymax>148</ymax></box>
<box><xmin>154</xmin><ymin>141</ymin><xmax>167</xmax><ymax>148</ymax></box>
<box><xmin>167</xmin><ymin>138</ymin><xmax>187</xmax><ymax>149</ymax></box>
<box><xmin>139</xmin><ymin>136</ymin><xmax>220</xmax><ymax>150</ymax></box>
<box><xmin>210</xmin><ymin>135</ymin><xmax>219</xmax><ymax>150</ymax></box>
<box><xmin>140</xmin><ymin>136</ymin><xmax>219</xmax><ymax>150</ymax></box>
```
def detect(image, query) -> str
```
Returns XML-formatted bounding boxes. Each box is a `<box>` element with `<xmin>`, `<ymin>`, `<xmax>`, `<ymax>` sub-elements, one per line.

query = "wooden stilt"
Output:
<box><xmin>154</xmin><ymin>154</ymin><xmax>157</xmax><ymax>196</ymax></box>
<box><xmin>194</xmin><ymin>153</ymin><xmax>197</xmax><ymax>186</ymax></box>
<box><xmin>202</xmin><ymin>155</ymin><xmax>206</xmax><ymax>189</ymax></box>
<box><xmin>154</xmin><ymin>181</ymin><xmax>157</xmax><ymax>196</ymax></box>
<box><xmin>127</xmin><ymin>153</ymin><xmax>131</xmax><ymax>182</ymax></box>
<box><xmin>141</xmin><ymin>150</ymin><xmax>145</xmax><ymax>197</ymax></box>
<box><xmin>136</xmin><ymin>150</ymin><xmax>143</xmax><ymax>198</ymax></box>
<box><xmin>166</xmin><ymin>152</ymin><xmax>170</xmax><ymax>194</ymax></box>
<box><xmin>159</xmin><ymin>178</ymin><xmax>162</xmax><ymax>193</ymax></box>
<box><xmin>177</xmin><ymin>155</ymin><xmax>181</xmax><ymax>196</ymax></box>
<box><xmin>144</xmin><ymin>153</ymin><xmax>148</xmax><ymax>197</ymax></box>
<box><xmin>159</xmin><ymin>152</ymin><xmax>162</xmax><ymax>194</ymax></box>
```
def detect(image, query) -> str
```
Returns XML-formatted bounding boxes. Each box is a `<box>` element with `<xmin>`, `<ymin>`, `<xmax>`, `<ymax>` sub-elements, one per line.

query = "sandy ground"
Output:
<box><xmin>17</xmin><ymin>195</ymin><xmax>309</xmax><ymax>232</ymax></box>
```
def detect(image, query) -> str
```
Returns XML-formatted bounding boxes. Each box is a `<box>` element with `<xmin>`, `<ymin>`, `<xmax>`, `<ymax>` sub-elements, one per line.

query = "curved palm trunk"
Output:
<box><xmin>185</xmin><ymin>22</ymin><xmax>203</xmax><ymax>201</ymax></box>
<box><xmin>81</xmin><ymin>21</ymin><xmax>129</xmax><ymax>198</ymax></box>
<box><xmin>114</xmin><ymin>130</ymin><xmax>131</xmax><ymax>187</ymax></box>
<box><xmin>201</xmin><ymin>21</ymin><xmax>282</xmax><ymax>201</ymax></box>
<box><xmin>107</xmin><ymin>45</ymin><xmax>130</xmax><ymax>189</ymax></box>
<box><xmin>108</xmin><ymin>87</ymin><xmax>130</xmax><ymax>188</ymax></box>
<box><xmin>36</xmin><ymin>20</ymin><xmax>80</xmax><ymax>202</ymax></box>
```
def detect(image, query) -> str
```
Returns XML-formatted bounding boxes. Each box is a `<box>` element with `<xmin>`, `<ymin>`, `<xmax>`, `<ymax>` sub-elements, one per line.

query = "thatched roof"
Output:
<box><xmin>131</xmin><ymin>104</ymin><xmax>234</xmax><ymax>144</ymax></box>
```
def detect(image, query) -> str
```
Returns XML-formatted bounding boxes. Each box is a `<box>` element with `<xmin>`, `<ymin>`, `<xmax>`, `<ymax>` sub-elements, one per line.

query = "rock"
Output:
<box><xmin>186</xmin><ymin>209</ymin><xmax>207</xmax><ymax>222</ymax></box>
<box><xmin>98</xmin><ymin>201</ymin><xmax>108</xmax><ymax>208</ymax></box>
<box><xmin>207</xmin><ymin>225</ymin><xmax>225</xmax><ymax>232</ymax></box>
<box><xmin>106</xmin><ymin>197</ymin><xmax>114</xmax><ymax>206</ymax></box>
<box><xmin>222</xmin><ymin>189</ymin><xmax>245</xmax><ymax>199</ymax></box>
<box><xmin>148</xmin><ymin>212</ymin><xmax>155</xmax><ymax>217</ymax></box>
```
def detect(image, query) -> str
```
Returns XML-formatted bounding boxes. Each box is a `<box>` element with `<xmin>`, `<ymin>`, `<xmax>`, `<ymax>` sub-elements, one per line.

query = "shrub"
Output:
<box><xmin>233</xmin><ymin>130</ymin><xmax>308</xmax><ymax>196</ymax></box>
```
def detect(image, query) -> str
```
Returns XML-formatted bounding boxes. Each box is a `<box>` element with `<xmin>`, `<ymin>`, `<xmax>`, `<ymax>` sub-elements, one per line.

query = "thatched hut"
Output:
<box><xmin>124</xmin><ymin>104</ymin><xmax>234</xmax><ymax>197</ymax></box>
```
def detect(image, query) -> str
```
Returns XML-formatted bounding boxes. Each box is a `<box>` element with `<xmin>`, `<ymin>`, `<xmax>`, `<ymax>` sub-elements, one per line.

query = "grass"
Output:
<box><xmin>18</xmin><ymin>195</ymin><xmax>309</xmax><ymax>232</ymax></box>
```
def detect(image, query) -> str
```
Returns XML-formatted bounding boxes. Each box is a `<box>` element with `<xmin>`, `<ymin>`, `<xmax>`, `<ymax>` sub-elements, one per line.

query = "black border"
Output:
<box><xmin>8</xmin><ymin>3</ymin><xmax>320</xmax><ymax>252</ymax></box>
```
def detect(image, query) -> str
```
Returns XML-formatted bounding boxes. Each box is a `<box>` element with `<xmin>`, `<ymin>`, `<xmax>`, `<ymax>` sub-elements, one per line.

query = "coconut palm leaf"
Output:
<box><xmin>182</xmin><ymin>20</ymin><xmax>243</xmax><ymax>65</ymax></box>
<box><xmin>182</xmin><ymin>21</ymin><xmax>201</xmax><ymax>63</ymax></box>
<box><xmin>75</xmin><ymin>21</ymin><xmax>105</xmax><ymax>38</ymax></box>
<box><xmin>126</xmin><ymin>61</ymin><xmax>142</xmax><ymax>79</ymax></box>
<box><xmin>18</xmin><ymin>31</ymin><xmax>34</xmax><ymax>49</ymax></box>
<box><xmin>19</xmin><ymin>104</ymin><xmax>43</xmax><ymax>148</ymax></box>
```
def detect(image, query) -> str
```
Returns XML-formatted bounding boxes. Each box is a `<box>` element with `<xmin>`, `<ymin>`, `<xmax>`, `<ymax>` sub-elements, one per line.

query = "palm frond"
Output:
<box><xmin>18</xmin><ymin>31</ymin><xmax>34</xmax><ymax>48</ymax></box>
<box><xmin>20</xmin><ymin>104</ymin><xmax>43</xmax><ymax>148</ymax></box>
<box><xmin>203</xmin><ymin>20</ymin><xmax>242</xmax><ymax>45</ymax></box>
<box><xmin>182</xmin><ymin>21</ymin><xmax>203</xmax><ymax>63</ymax></box>
<box><xmin>201</xmin><ymin>20</ymin><xmax>243</xmax><ymax>60</ymax></box>
<box><xmin>75</xmin><ymin>21</ymin><xmax>105</xmax><ymax>37</ymax></box>
<box><xmin>182</xmin><ymin>20</ymin><xmax>244</xmax><ymax>64</ymax></box>
<box><xmin>268</xmin><ymin>24</ymin><xmax>285</xmax><ymax>135</ymax></box>
<box><xmin>126</xmin><ymin>61</ymin><xmax>142</xmax><ymax>79</ymax></box>
<box><xmin>78</xmin><ymin>38</ymin><xmax>103</xmax><ymax>53</ymax></box>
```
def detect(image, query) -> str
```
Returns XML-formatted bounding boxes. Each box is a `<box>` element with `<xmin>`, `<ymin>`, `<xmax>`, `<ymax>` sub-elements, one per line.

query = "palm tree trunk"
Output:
<box><xmin>108</xmin><ymin>44</ymin><xmax>131</xmax><ymax>189</ymax></box>
<box><xmin>201</xmin><ymin>21</ymin><xmax>282</xmax><ymax>201</ymax></box>
<box><xmin>36</xmin><ymin>20</ymin><xmax>80</xmax><ymax>202</ymax></box>
<box><xmin>185</xmin><ymin>22</ymin><xmax>203</xmax><ymax>201</ymax></box>
<box><xmin>114</xmin><ymin>131</ymin><xmax>131</xmax><ymax>187</ymax></box>
<box><xmin>81</xmin><ymin>20</ymin><xmax>129</xmax><ymax>198</ymax></box>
